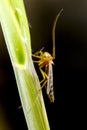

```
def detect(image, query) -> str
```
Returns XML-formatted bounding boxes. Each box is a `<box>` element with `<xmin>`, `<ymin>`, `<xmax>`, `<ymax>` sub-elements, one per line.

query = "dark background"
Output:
<box><xmin>0</xmin><ymin>0</ymin><xmax>87</xmax><ymax>129</ymax></box>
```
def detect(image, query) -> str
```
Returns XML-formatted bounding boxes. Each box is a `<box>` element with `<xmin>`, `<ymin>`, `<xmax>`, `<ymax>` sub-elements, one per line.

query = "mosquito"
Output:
<box><xmin>33</xmin><ymin>9</ymin><xmax>63</xmax><ymax>103</ymax></box>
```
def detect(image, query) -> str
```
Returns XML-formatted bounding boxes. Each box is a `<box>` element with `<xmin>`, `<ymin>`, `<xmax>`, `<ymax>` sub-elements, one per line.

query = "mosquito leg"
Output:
<box><xmin>40</xmin><ymin>68</ymin><xmax>48</xmax><ymax>79</ymax></box>
<box><xmin>39</xmin><ymin>67</ymin><xmax>48</xmax><ymax>84</ymax></box>
<box><xmin>34</xmin><ymin>47</ymin><xmax>44</xmax><ymax>55</ymax></box>
<box><xmin>52</xmin><ymin>9</ymin><xmax>63</xmax><ymax>59</ymax></box>
<box><xmin>37</xmin><ymin>68</ymin><xmax>48</xmax><ymax>93</ymax></box>
<box><xmin>40</xmin><ymin>79</ymin><xmax>48</xmax><ymax>90</ymax></box>
<box><xmin>40</xmin><ymin>78</ymin><xmax>45</xmax><ymax>84</ymax></box>
<box><xmin>33</xmin><ymin>60</ymin><xmax>40</xmax><ymax>63</ymax></box>
<box><xmin>32</xmin><ymin>54</ymin><xmax>41</xmax><ymax>59</ymax></box>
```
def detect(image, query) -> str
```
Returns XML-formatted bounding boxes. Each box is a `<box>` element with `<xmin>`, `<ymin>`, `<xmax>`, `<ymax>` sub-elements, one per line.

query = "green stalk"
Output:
<box><xmin>0</xmin><ymin>0</ymin><xmax>50</xmax><ymax>130</ymax></box>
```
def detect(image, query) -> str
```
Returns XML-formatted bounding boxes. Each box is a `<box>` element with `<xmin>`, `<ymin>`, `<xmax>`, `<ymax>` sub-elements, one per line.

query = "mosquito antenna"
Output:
<box><xmin>52</xmin><ymin>8</ymin><xmax>63</xmax><ymax>59</ymax></box>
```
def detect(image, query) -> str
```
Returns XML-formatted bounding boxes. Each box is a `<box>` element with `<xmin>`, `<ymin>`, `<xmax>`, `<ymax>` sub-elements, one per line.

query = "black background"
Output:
<box><xmin>0</xmin><ymin>0</ymin><xmax>87</xmax><ymax>129</ymax></box>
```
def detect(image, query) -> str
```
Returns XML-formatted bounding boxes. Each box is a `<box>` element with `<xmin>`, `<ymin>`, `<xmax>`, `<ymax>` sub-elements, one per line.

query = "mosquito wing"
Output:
<box><xmin>46</xmin><ymin>63</ymin><xmax>55</xmax><ymax>103</ymax></box>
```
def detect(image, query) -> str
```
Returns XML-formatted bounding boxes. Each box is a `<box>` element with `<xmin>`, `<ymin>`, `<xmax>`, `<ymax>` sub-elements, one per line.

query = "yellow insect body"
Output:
<box><xmin>33</xmin><ymin>9</ymin><xmax>63</xmax><ymax>102</ymax></box>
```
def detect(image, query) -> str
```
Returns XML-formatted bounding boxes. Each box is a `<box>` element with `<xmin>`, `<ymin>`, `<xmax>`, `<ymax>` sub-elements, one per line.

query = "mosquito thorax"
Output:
<box><xmin>43</xmin><ymin>52</ymin><xmax>52</xmax><ymax>58</ymax></box>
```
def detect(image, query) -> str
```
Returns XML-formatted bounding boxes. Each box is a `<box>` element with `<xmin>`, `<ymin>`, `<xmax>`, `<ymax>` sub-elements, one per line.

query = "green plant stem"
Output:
<box><xmin>0</xmin><ymin>0</ymin><xmax>50</xmax><ymax>130</ymax></box>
